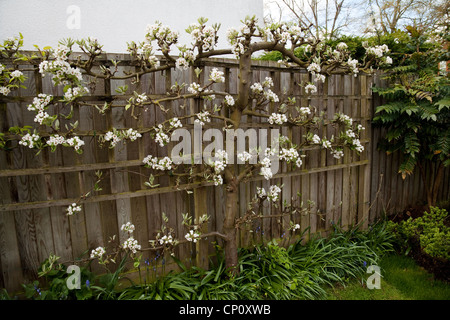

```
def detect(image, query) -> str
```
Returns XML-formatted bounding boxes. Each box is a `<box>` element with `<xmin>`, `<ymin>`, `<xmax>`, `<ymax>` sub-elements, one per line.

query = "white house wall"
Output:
<box><xmin>0</xmin><ymin>0</ymin><xmax>264</xmax><ymax>54</ymax></box>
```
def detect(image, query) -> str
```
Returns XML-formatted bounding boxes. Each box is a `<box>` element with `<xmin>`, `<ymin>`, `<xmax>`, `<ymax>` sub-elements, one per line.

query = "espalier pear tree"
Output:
<box><xmin>0</xmin><ymin>16</ymin><xmax>391</xmax><ymax>272</ymax></box>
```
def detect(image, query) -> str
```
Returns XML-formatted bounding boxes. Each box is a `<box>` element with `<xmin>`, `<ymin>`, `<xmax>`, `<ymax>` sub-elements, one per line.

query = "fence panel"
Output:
<box><xmin>1</xmin><ymin>55</ymin><xmax>449</xmax><ymax>293</ymax></box>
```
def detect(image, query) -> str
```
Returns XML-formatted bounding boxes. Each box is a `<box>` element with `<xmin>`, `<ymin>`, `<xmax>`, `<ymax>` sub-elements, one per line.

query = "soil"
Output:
<box><xmin>388</xmin><ymin>205</ymin><xmax>450</xmax><ymax>283</ymax></box>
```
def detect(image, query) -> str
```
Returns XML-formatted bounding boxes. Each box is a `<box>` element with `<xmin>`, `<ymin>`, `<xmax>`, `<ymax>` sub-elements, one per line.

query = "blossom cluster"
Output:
<box><xmin>104</xmin><ymin>128</ymin><xmax>142</xmax><ymax>148</ymax></box>
<box><xmin>143</xmin><ymin>155</ymin><xmax>173</xmax><ymax>171</ymax></box>
<box><xmin>304</xmin><ymin>83</ymin><xmax>317</xmax><ymax>94</ymax></box>
<box><xmin>224</xmin><ymin>95</ymin><xmax>235</xmax><ymax>106</ymax></box>
<box><xmin>279</xmin><ymin>147</ymin><xmax>303</xmax><ymax>168</ymax></box>
<box><xmin>158</xmin><ymin>234</ymin><xmax>175</xmax><ymax>246</ymax></box>
<box><xmin>66</xmin><ymin>202</ymin><xmax>82</xmax><ymax>216</ymax></box>
<box><xmin>39</xmin><ymin>44</ymin><xmax>83</xmax><ymax>86</ymax></box>
<box><xmin>257</xmin><ymin>185</ymin><xmax>282</xmax><ymax>202</ymax></box>
<box><xmin>169</xmin><ymin>117</ymin><xmax>183</xmax><ymax>129</ymax></box>
<box><xmin>121</xmin><ymin>222</ymin><xmax>135</xmax><ymax>234</ymax></box>
<box><xmin>347</xmin><ymin>58</ymin><xmax>359</xmax><ymax>76</ymax></box>
<box><xmin>211</xmin><ymin>149</ymin><xmax>228</xmax><ymax>174</ymax></box>
<box><xmin>188</xmin><ymin>82</ymin><xmax>203</xmax><ymax>95</ymax></box>
<box><xmin>298</xmin><ymin>107</ymin><xmax>311</xmax><ymax>117</ymax></box>
<box><xmin>237</xmin><ymin>151</ymin><xmax>253</xmax><ymax>163</ymax></box>
<box><xmin>209</xmin><ymin>68</ymin><xmax>225</xmax><ymax>83</ymax></box>
<box><xmin>251</xmin><ymin>77</ymin><xmax>279</xmax><ymax>103</ymax></box>
<box><xmin>365</xmin><ymin>44</ymin><xmax>389</xmax><ymax>58</ymax></box>
<box><xmin>194</xmin><ymin>111</ymin><xmax>211</xmax><ymax>126</ymax></box>
<box><xmin>44</xmin><ymin>134</ymin><xmax>85</xmax><ymax>153</ymax></box>
<box><xmin>176</xmin><ymin>47</ymin><xmax>196</xmax><ymax>70</ymax></box>
<box><xmin>90</xmin><ymin>246</ymin><xmax>106</xmax><ymax>260</ymax></box>
<box><xmin>27</xmin><ymin>93</ymin><xmax>53</xmax><ymax>125</ymax></box>
<box><xmin>185</xmin><ymin>229</ymin><xmax>201</xmax><ymax>243</ymax></box>
<box><xmin>63</xmin><ymin>86</ymin><xmax>90</xmax><ymax>102</ymax></box>
<box><xmin>154</xmin><ymin>124</ymin><xmax>170</xmax><ymax>147</ymax></box>
<box><xmin>0</xmin><ymin>63</ymin><xmax>25</xmax><ymax>96</ymax></box>
<box><xmin>259</xmin><ymin>156</ymin><xmax>273</xmax><ymax>180</ymax></box>
<box><xmin>122</xmin><ymin>237</ymin><xmax>141</xmax><ymax>254</ymax></box>
<box><xmin>146</xmin><ymin>21</ymin><xmax>179</xmax><ymax>46</ymax></box>
<box><xmin>127</xmin><ymin>41</ymin><xmax>160</xmax><ymax>69</ymax></box>
<box><xmin>188</xmin><ymin>23</ymin><xmax>218</xmax><ymax>52</ymax></box>
<box><xmin>268</xmin><ymin>113</ymin><xmax>287</xmax><ymax>125</ymax></box>
<box><xmin>19</xmin><ymin>133</ymin><xmax>40</xmax><ymax>149</ymax></box>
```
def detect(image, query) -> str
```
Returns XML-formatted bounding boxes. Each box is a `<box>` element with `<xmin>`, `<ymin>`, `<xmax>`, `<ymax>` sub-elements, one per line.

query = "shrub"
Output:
<box><xmin>388</xmin><ymin>207</ymin><xmax>450</xmax><ymax>261</ymax></box>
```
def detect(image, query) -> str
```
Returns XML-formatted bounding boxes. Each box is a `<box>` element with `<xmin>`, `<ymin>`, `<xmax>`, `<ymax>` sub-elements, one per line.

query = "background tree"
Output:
<box><xmin>265</xmin><ymin>0</ymin><xmax>364</xmax><ymax>39</ymax></box>
<box><xmin>372</xmin><ymin>22</ymin><xmax>450</xmax><ymax>208</ymax></box>
<box><xmin>366</xmin><ymin>0</ymin><xmax>448</xmax><ymax>34</ymax></box>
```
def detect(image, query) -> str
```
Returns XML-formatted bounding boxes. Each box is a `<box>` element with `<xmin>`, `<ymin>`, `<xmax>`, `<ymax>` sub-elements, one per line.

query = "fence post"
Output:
<box><xmin>359</xmin><ymin>75</ymin><xmax>370</xmax><ymax>229</ymax></box>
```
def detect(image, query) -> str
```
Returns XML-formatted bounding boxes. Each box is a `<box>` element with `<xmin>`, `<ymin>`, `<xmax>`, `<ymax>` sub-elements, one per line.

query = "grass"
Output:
<box><xmin>326</xmin><ymin>254</ymin><xmax>450</xmax><ymax>300</ymax></box>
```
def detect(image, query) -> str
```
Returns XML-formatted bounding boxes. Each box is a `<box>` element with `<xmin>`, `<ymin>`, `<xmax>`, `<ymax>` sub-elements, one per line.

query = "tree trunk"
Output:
<box><xmin>223</xmin><ymin>177</ymin><xmax>239</xmax><ymax>273</ymax></box>
<box><xmin>417</xmin><ymin>160</ymin><xmax>445</xmax><ymax>210</ymax></box>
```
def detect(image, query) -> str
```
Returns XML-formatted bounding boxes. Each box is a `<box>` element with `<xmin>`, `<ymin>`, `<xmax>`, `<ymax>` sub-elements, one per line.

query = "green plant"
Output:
<box><xmin>389</xmin><ymin>207</ymin><xmax>450</xmax><ymax>260</ymax></box>
<box><xmin>372</xmin><ymin>25</ymin><xmax>450</xmax><ymax>207</ymax></box>
<box><xmin>22</xmin><ymin>254</ymin><xmax>94</xmax><ymax>300</ymax></box>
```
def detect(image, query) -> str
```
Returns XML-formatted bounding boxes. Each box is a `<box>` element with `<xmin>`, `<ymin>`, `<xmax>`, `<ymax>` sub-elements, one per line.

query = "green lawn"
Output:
<box><xmin>326</xmin><ymin>254</ymin><xmax>450</xmax><ymax>300</ymax></box>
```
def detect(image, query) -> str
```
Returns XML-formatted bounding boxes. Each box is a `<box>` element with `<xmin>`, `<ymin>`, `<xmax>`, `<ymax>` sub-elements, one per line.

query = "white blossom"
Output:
<box><xmin>104</xmin><ymin>131</ymin><xmax>121</xmax><ymax>147</ymax></box>
<box><xmin>352</xmin><ymin>139</ymin><xmax>364</xmax><ymax>152</ymax></box>
<box><xmin>331</xmin><ymin>149</ymin><xmax>344</xmax><ymax>159</ymax></box>
<box><xmin>209</xmin><ymin>68</ymin><xmax>225</xmax><ymax>83</ymax></box>
<box><xmin>264</xmin><ymin>89</ymin><xmax>279</xmax><ymax>102</ymax></box>
<box><xmin>194</xmin><ymin>111</ymin><xmax>211</xmax><ymax>126</ymax></box>
<box><xmin>268</xmin><ymin>113</ymin><xmax>287</xmax><ymax>125</ymax></box>
<box><xmin>0</xmin><ymin>86</ymin><xmax>11</xmax><ymax>96</ymax></box>
<box><xmin>307</xmin><ymin>62</ymin><xmax>321</xmax><ymax>75</ymax></box>
<box><xmin>176</xmin><ymin>57</ymin><xmax>189</xmax><ymax>70</ymax></box>
<box><xmin>158</xmin><ymin>234</ymin><xmax>174</xmax><ymax>246</ymax></box>
<box><xmin>10</xmin><ymin>70</ymin><xmax>23</xmax><ymax>79</ymax></box>
<box><xmin>257</xmin><ymin>187</ymin><xmax>266</xmax><ymax>198</ymax></box>
<box><xmin>213</xmin><ymin>174</ymin><xmax>223</xmax><ymax>186</ymax></box>
<box><xmin>231</xmin><ymin>42</ymin><xmax>245</xmax><ymax>58</ymax></box>
<box><xmin>305</xmin><ymin>83</ymin><xmax>317</xmax><ymax>94</ymax></box>
<box><xmin>34</xmin><ymin>110</ymin><xmax>50</xmax><ymax>125</ymax></box>
<box><xmin>299</xmin><ymin>107</ymin><xmax>311</xmax><ymax>116</ymax></box>
<box><xmin>143</xmin><ymin>155</ymin><xmax>173</xmax><ymax>171</ymax></box>
<box><xmin>185</xmin><ymin>230</ymin><xmax>200</xmax><ymax>243</ymax></box>
<box><xmin>47</xmin><ymin>134</ymin><xmax>66</xmax><ymax>148</ymax></box>
<box><xmin>121</xmin><ymin>222</ymin><xmax>135</xmax><ymax>233</ymax></box>
<box><xmin>267</xmin><ymin>185</ymin><xmax>282</xmax><ymax>202</ymax></box>
<box><xmin>311</xmin><ymin>134</ymin><xmax>321</xmax><ymax>144</ymax></box>
<box><xmin>237</xmin><ymin>151</ymin><xmax>252</xmax><ymax>163</ymax></box>
<box><xmin>122</xmin><ymin>237</ymin><xmax>141</xmax><ymax>254</ymax></box>
<box><xmin>169</xmin><ymin>117</ymin><xmax>183</xmax><ymax>128</ymax></box>
<box><xmin>65</xmin><ymin>136</ymin><xmax>85</xmax><ymax>151</ymax></box>
<box><xmin>263</xmin><ymin>77</ymin><xmax>274</xmax><ymax>88</ymax></box>
<box><xmin>19</xmin><ymin>133</ymin><xmax>40</xmax><ymax>148</ymax></box>
<box><xmin>224</xmin><ymin>95</ymin><xmax>235</xmax><ymax>106</ymax></box>
<box><xmin>90</xmin><ymin>246</ymin><xmax>106</xmax><ymax>259</ymax></box>
<box><xmin>188</xmin><ymin>82</ymin><xmax>203</xmax><ymax>94</ymax></box>
<box><xmin>250</xmin><ymin>82</ymin><xmax>264</xmax><ymax>94</ymax></box>
<box><xmin>322</xmin><ymin>139</ymin><xmax>332</xmax><ymax>149</ymax></box>
<box><xmin>314</xmin><ymin>74</ymin><xmax>326</xmax><ymax>83</ymax></box>
<box><xmin>66</xmin><ymin>203</ymin><xmax>82</xmax><ymax>216</ymax></box>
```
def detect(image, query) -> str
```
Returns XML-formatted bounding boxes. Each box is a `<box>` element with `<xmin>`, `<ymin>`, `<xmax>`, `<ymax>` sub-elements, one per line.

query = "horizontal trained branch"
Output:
<box><xmin>0</xmin><ymin>160</ymin><xmax>368</xmax><ymax>212</ymax></box>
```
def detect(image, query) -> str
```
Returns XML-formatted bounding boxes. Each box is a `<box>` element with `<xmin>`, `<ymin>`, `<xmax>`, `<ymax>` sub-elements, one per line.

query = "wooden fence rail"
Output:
<box><xmin>0</xmin><ymin>55</ymin><xmax>448</xmax><ymax>293</ymax></box>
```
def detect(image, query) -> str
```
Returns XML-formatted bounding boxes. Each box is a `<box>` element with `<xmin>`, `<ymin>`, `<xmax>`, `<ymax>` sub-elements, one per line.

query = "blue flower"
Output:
<box><xmin>363</xmin><ymin>261</ymin><xmax>367</xmax><ymax>267</ymax></box>
<box><xmin>86</xmin><ymin>280</ymin><xmax>90</xmax><ymax>288</ymax></box>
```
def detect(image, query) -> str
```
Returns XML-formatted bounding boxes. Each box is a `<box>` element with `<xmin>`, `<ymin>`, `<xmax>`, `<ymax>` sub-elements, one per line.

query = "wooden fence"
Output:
<box><xmin>0</xmin><ymin>54</ymin><xmax>448</xmax><ymax>293</ymax></box>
